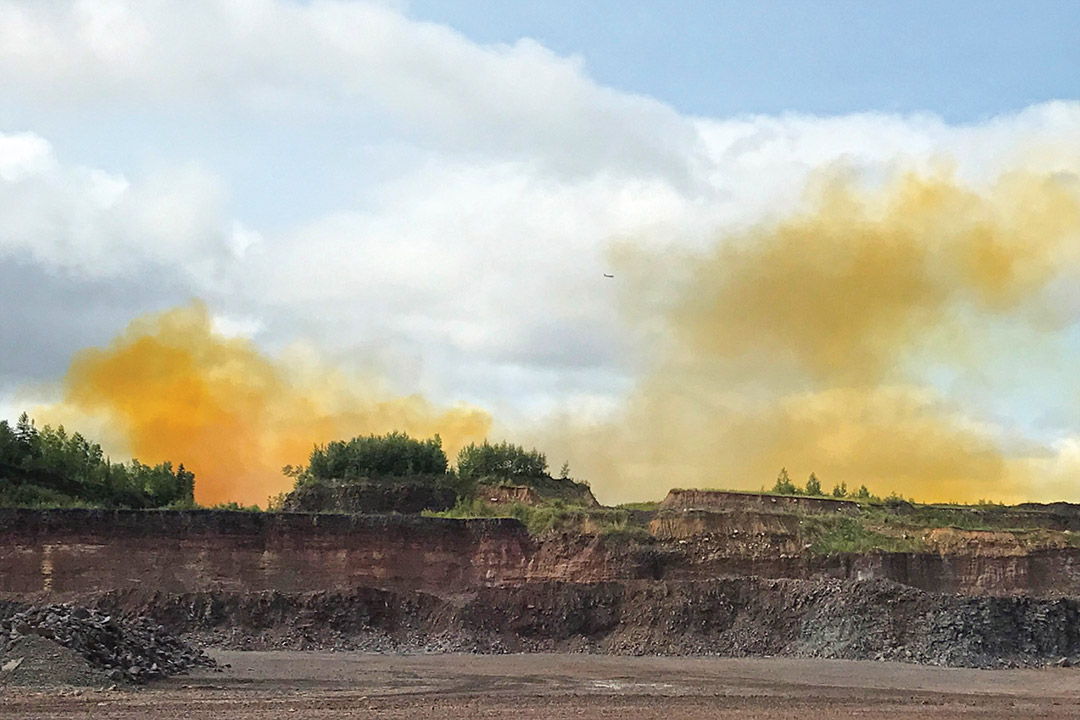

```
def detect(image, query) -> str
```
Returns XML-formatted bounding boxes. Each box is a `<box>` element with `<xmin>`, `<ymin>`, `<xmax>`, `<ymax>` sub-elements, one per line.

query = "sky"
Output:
<box><xmin>410</xmin><ymin>0</ymin><xmax>1080</xmax><ymax>121</ymax></box>
<box><xmin>2</xmin><ymin>0</ymin><xmax>1080</xmax><ymax>504</ymax></box>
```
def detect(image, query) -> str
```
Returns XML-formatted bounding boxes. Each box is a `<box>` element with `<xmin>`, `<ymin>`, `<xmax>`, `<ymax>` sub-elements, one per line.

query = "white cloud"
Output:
<box><xmin>0</xmin><ymin>0</ymin><xmax>697</xmax><ymax>181</ymax></box>
<box><xmin>211</xmin><ymin>311</ymin><xmax>264</xmax><ymax>339</ymax></box>
<box><xmin>0</xmin><ymin>131</ymin><xmax>54</xmax><ymax>181</ymax></box>
<box><xmin>0</xmin><ymin>130</ymin><xmax>238</xmax><ymax>282</ymax></box>
<box><xmin>245</xmin><ymin>160</ymin><xmax>705</xmax><ymax>372</ymax></box>
<box><xmin>229</xmin><ymin>101</ymin><xmax>1080</xmax><ymax>416</ymax></box>
<box><xmin>3</xmin><ymin>0</ymin><xmax>1080</xmax><ymax>494</ymax></box>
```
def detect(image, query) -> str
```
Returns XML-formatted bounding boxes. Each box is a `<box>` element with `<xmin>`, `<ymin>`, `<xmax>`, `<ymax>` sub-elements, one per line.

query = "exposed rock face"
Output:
<box><xmin>7</xmin><ymin>507</ymin><xmax>1080</xmax><ymax>670</ymax></box>
<box><xmin>0</xmin><ymin>509</ymin><xmax>532</xmax><ymax>598</ymax></box>
<box><xmin>660</xmin><ymin>489</ymin><xmax>860</xmax><ymax>515</ymax></box>
<box><xmin>476</xmin><ymin>478</ymin><xmax>600</xmax><ymax>508</ymax></box>
<box><xmin>282</xmin><ymin>477</ymin><xmax>458</xmax><ymax>514</ymax></box>
<box><xmin>477</xmin><ymin>484</ymin><xmax>543</xmax><ymax>506</ymax></box>
<box><xmin>649</xmin><ymin>510</ymin><xmax>804</xmax><ymax>551</ymax></box>
<box><xmin>88</xmin><ymin>578</ymin><xmax>1080</xmax><ymax>669</ymax></box>
<box><xmin>4</xmin><ymin>508</ymin><xmax>1080</xmax><ymax>600</ymax></box>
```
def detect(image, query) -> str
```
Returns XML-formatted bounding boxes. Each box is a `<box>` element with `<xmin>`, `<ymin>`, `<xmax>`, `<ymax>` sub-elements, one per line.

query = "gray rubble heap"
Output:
<box><xmin>1</xmin><ymin>604</ymin><xmax>214</xmax><ymax>684</ymax></box>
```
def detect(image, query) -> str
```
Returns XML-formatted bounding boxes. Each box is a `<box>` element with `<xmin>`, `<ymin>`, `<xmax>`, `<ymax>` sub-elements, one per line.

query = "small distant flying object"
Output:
<box><xmin>603</xmin><ymin>273</ymin><xmax>614</xmax><ymax>278</ymax></box>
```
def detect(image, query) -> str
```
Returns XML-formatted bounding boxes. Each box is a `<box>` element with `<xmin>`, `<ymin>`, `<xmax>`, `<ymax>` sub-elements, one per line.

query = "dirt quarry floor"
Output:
<box><xmin>3</xmin><ymin>652</ymin><xmax>1079</xmax><ymax>719</ymax></box>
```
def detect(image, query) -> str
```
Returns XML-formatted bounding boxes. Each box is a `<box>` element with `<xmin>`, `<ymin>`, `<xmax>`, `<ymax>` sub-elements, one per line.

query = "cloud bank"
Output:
<box><xmin>3</xmin><ymin>1</ymin><xmax>1080</xmax><ymax>504</ymax></box>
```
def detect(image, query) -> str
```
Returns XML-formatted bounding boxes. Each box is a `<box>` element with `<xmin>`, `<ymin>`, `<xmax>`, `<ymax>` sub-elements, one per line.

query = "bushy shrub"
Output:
<box><xmin>208</xmin><ymin>501</ymin><xmax>262</xmax><ymax>512</ymax></box>
<box><xmin>301</xmin><ymin>431</ymin><xmax>448</xmax><ymax>482</ymax></box>
<box><xmin>456</xmin><ymin>440</ymin><xmax>548</xmax><ymax>480</ymax></box>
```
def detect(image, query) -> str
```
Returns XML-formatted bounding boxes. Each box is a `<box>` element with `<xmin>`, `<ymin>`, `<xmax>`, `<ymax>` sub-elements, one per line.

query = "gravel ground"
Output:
<box><xmin>2</xmin><ymin>652</ymin><xmax>1079</xmax><ymax>719</ymax></box>
<box><xmin>0</xmin><ymin>635</ymin><xmax>109</xmax><ymax>688</ymax></box>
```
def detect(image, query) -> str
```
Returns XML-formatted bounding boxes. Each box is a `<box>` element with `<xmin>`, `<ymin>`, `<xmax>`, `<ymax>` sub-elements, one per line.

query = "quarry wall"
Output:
<box><xmin>660</xmin><ymin>489</ymin><xmax>861</xmax><ymax>515</ymax></box>
<box><xmin>0</xmin><ymin>509</ymin><xmax>533</xmax><ymax>600</ymax></box>
<box><xmin>2</xmin><ymin>508</ymin><xmax>1080</xmax><ymax>601</ymax></box>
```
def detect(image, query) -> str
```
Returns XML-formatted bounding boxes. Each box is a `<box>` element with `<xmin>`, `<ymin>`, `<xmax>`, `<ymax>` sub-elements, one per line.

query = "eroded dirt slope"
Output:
<box><xmin>87</xmin><ymin>577</ymin><xmax>1080</xmax><ymax>668</ymax></box>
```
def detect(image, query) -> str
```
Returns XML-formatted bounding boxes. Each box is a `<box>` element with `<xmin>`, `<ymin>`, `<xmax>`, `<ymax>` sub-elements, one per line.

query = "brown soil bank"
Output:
<box><xmin>6</xmin><ymin>508</ymin><xmax>1080</xmax><ymax>671</ymax></box>
<box><xmin>661</xmin><ymin>489</ymin><xmax>860</xmax><ymax>515</ymax></box>
<box><xmin>4</xmin><ymin>508</ymin><xmax>1080</xmax><ymax>599</ymax></box>
<box><xmin>0</xmin><ymin>510</ymin><xmax>531</xmax><ymax>598</ymax></box>
<box><xmin>87</xmin><ymin>577</ymin><xmax>1080</xmax><ymax>669</ymax></box>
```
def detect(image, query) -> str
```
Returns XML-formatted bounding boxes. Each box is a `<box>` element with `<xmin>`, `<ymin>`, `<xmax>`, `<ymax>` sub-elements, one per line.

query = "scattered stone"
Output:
<box><xmin>0</xmin><ymin>635</ymin><xmax>108</xmax><ymax>688</ymax></box>
<box><xmin>1</xmin><ymin>603</ymin><xmax>215</xmax><ymax>685</ymax></box>
<box><xmin>88</xmin><ymin>577</ymin><xmax>1080</xmax><ymax>670</ymax></box>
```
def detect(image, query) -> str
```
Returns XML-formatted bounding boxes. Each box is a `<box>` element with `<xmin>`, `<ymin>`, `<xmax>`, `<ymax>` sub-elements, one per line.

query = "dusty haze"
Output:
<box><xmin>38</xmin><ymin>303</ymin><xmax>491</xmax><ymax>506</ymax></box>
<box><xmin>31</xmin><ymin>167</ymin><xmax>1080</xmax><ymax>506</ymax></box>
<box><xmin>542</xmin><ymin>168</ymin><xmax>1080</xmax><ymax>504</ymax></box>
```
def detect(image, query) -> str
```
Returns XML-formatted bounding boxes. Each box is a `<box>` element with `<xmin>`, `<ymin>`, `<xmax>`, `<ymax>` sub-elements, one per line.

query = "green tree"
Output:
<box><xmin>15</xmin><ymin>412</ymin><xmax>37</xmax><ymax>449</ymax></box>
<box><xmin>805</xmin><ymin>472</ymin><xmax>822</xmax><ymax>497</ymax></box>
<box><xmin>265</xmin><ymin>492</ymin><xmax>289</xmax><ymax>512</ymax></box>
<box><xmin>831</xmin><ymin>481</ymin><xmax>848</xmax><ymax>498</ymax></box>
<box><xmin>0</xmin><ymin>411</ymin><xmax>196</xmax><ymax>509</ymax></box>
<box><xmin>0</xmin><ymin>421</ymin><xmax>16</xmax><ymax>466</ymax></box>
<box><xmin>456</xmin><ymin>441</ymin><xmax>548</xmax><ymax>480</ymax></box>
<box><xmin>175</xmin><ymin>463</ymin><xmax>196</xmax><ymax>501</ymax></box>
<box><xmin>771</xmin><ymin>467</ymin><xmax>798</xmax><ymax>495</ymax></box>
<box><xmin>303</xmin><ymin>431</ymin><xmax>448</xmax><ymax>481</ymax></box>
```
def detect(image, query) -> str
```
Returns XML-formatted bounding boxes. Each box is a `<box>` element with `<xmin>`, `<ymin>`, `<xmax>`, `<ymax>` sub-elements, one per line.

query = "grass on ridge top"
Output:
<box><xmin>424</xmin><ymin>496</ymin><xmax>651</xmax><ymax>541</ymax></box>
<box><xmin>427</xmin><ymin>485</ymin><xmax>1080</xmax><ymax>553</ymax></box>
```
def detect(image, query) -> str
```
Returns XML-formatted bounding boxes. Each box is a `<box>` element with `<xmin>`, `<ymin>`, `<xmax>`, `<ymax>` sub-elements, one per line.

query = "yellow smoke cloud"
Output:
<box><xmin>31</xmin><ymin>167</ymin><xmax>1080</xmax><ymax>507</ymax></box>
<box><xmin>671</xmin><ymin>170</ymin><xmax>1080</xmax><ymax>383</ymax></box>
<box><xmin>40</xmin><ymin>302</ymin><xmax>491</xmax><ymax>506</ymax></box>
<box><xmin>544</xmin><ymin>168</ymin><xmax>1080</xmax><ymax>504</ymax></box>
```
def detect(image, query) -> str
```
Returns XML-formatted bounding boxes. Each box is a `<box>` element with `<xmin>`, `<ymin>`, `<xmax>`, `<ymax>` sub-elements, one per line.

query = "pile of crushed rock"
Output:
<box><xmin>1</xmin><ymin>603</ymin><xmax>214</xmax><ymax>686</ymax></box>
<box><xmin>93</xmin><ymin>577</ymin><xmax>1080</xmax><ymax>669</ymax></box>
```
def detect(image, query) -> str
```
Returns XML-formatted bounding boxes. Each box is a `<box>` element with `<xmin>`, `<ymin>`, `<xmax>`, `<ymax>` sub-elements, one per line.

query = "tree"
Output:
<box><xmin>805</xmin><ymin>472</ymin><xmax>822</xmax><ymax>497</ymax></box>
<box><xmin>175</xmin><ymin>464</ymin><xmax>196</xmax><ymax>502</ymax></box>
<box><xmin>559</xmin><ymin>461</ymin><xmax>571</xmax><ymax>479</ymax></box>
<box><xmin>855</xmin><ymin>484</ymin><xmax>872</xmax><ymax>500</ymax></box>
<box><xmin>831</xmin><ymin>481</ymin><xmax>848</xmax><ymax>498</ymax></box>
<box><xmin>0</xmin><ymin>411</ymin><xmax>197</xmax><ymax>509</ymax></box>
<box><xmin>265</xmin><ymin>492</ymin><xmax>289</xmax><ymax>512</ymax></box>
<box><xmin>456</xmin><ymin>441</ymin><xmax>548</xmax><ymax>480</ymax></box>
<box><xmin>302</xmin><ymin>431</ymin><xmax>448</xmax><ymax>482</ymax></box>
<box><xmin>0</xmin><ymin>421</ymin><xmax>16</xmax><ymax>465</ymax></box>
<box><xmin>771</xmin><ymin>467</ymin><xmax>798</xmax><ymax>495</ymax></box>
<box><xmin>14</xmin><ymin>412</ymin><xmax>37</xmax><ymax>455</ymax></box>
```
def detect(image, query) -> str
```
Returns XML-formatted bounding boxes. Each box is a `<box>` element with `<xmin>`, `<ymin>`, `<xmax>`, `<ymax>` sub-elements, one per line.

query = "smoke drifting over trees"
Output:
<box><xmin>36</xmin><ymin>303</ymin><xmax>491</xmax><ymax>506</ymax></box>
<box><xmin>538</xmin><ymin>168</ymin><xmax>1080</xmax><ymax>504</ymax></box>
<box><xmin>22</xmin><ymin>165</ymin><xmax>1080</xmax><ymax>507</ymax></box>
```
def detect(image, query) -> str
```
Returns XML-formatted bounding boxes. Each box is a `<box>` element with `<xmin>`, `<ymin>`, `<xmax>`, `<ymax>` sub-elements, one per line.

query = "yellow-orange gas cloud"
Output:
<box><xmin>32</xmin><ymin>167</ymin><xmax>1080</xmax><ymax>508</ymax></box>
<box><xmin>542</xmin><ymin>168</ymin><xmax>1080</xmax><ymax>505</ymax></box>
<box><xmin>41</xmin><ymin>302</ymin><xmax>491</xmax><ymax>506</ymax></box>
<box><xmin>669</xmin><ymin>171</ymin><xmax>1080</xmax><ymax>384</ymax></box>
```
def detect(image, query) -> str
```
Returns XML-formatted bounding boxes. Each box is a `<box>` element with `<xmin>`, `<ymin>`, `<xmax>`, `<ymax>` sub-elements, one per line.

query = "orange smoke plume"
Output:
<box><xmin>41</xmin><ymin>302</ymin><xmax>491</xmax><ymax>506</ymax></box>
<box><xmin>542</xmin><ymin>167</ymin><xmax>1080</xmax><ymax>505</ymax></box>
